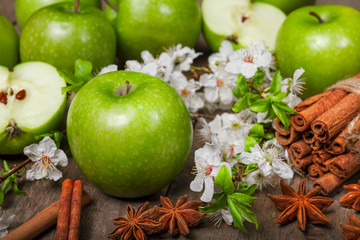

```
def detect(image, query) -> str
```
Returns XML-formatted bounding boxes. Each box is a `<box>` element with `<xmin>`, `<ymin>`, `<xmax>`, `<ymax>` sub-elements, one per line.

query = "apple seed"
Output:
<box><xmin>15</xmin><ymin>89</ymin><xmax>26</xmax><ymax>100</ymax></box>
<box><xmin>0</xmin><ymin>92</ymin><xmax>7</xmax><ymax>105</ymax></box>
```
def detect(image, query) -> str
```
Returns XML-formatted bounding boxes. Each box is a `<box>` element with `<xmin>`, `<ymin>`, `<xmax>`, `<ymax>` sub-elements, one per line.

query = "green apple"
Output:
<box><xmin>276</xmin><ymin>5</ymin><xmax>360</xmax><ymax>98</ymax></box>
<box><xmin>0</xmin><ymin>62</ymin><xmax>67</xmax><ymax>155</ymax></box>
<box><xmin>104</xmin><ymin>0</ymin><xmax>117</xmax><ymax>25</ymax></box>
<box><xmin>112</xmin><ymin>0</ymin><xmax>201</xmax><ymax>61</ymax></box>
<box><xmin>202</xmin><ymin>0</ymin><xmax>286</xmax><ymax>52</ymax></box>
<box><xmin>15</xmin><ymin>0</ymin><xmax>101</xmax><ymax>30</ymax></box>
<box><xmin>20</xmin><ymin>2</ymin><xmax>116</xmax><ymax>73</ymax></box>
<box><xmin>0</xmin><ymin>14</ymin><xmax>19</xmax><ymax>69</ymax></box>
<box><xmin>252</xmin><ymin>0</ymin><xmax>315</xmax><ymax>15</ymax></box>
<box><xmin>67</xmin><ymin>71</ymin><xmax>193</xmax><ymax>198</ymax></box>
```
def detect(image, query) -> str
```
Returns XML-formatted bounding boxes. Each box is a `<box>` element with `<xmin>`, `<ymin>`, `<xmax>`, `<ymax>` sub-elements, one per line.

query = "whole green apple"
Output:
<box><xmin>276</xmin><ymin>5</ymin><xmax>360</xmax><ymax>98</ymax></box>
<box><xmin>67</xmin><ymin>71</ymin><xmax>193</xmax><ymax>198</ymax></box>
<box><xmin>202</xmin><ymin>0</ymin><xmax>286</xmax><ymax>52</ymax></box>
<box><xmin>20</xmin><ymin>2</ymin><xmax>116</xmax><ymax>73</ymax></box>
<box><xmin>113</xmin><ymin>0</ymin><xmax>201</xmax><ymax>61</ymax></box>
<box><xmin>0</xmin><ymin>62</ymin><xmax>67</xmax><ymax>155</ymax></box>
<box><xmin>0</xmin><ymin>14</ymin><xmax>19</xmax><ymax>69</ymax></box>
<box><xmin>252</xmin><ymin>0</ymin><xmax>315</xmax><ymax>14</ymax></box>
<box><xmin>15</xmin><ymin>0</ymin><xmax>101</xmax><ymax>30</ymax></box>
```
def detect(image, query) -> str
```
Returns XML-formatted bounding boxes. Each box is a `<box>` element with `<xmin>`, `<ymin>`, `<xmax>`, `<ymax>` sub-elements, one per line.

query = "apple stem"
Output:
<box><xmin>191</xmin><ymin>113</ymin><xmax>214</xmax><ymax>120</ymax></box>
<box><xmin>0</xmin><ymin>158</ymin><xmax>31</xmax><ymax>184</ymax></box>
<box><xmin>74</xmin><ymin>0</ymin><xmax>80</xmax><ymax>13</ymax></box>
<box><xmin>309</xmin><ymin>11</ymin><xmax>324</xmax><ymax>23</ymax></box>
<box><xmin>104</xmin><ymin>0</ymin><xmax>118</xmax><ymax>11</ymax></box>
<box><xmin>122</xmin><ymin>81</ymin><xmax>130</xmax><ymax>96</ymax></box>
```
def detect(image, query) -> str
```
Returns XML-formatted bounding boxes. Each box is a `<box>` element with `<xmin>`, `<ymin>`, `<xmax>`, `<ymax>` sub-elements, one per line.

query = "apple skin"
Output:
<box><xmin>0</xmin><ymin>14</ymin><xmax>19</xmax><ymax>69</ymax></box>
<box><xmin>0</xmin><ymin>62</ymin><xmax>67</xmax><ymax>155</ymax></box>
<box><xmin>276</xmin><ymin>5</ymin><xmax>360</xmax><ymax>98</ymax></box>
<box><xmin>67</xmin><ymin>71</ymin><xmax>193</xmax><ymax>198</ymax></box>
<box><xmin>19</xmin><ymin>3</ymin><xmax>116</xmax><ymax>73</ymax></box>
<box><xmin>113</xmin><ymin>0</ymin><xmax>201</xmax><ymax>61</ymax></box>
<box><xmin>252</xmin><ymin>0</ymin><xmax>315</xmax><ymax>14</ymax></box>
<box><xmin>15</xmin><ymin>0</ymin><xmax>101</xmax><ymax>30</ymax></box>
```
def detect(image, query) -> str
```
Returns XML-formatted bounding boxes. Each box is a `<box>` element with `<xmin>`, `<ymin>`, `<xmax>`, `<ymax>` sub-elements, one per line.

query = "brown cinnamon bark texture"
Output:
<box><xmin>303</xmin><ymin>131</ymin><xmax>316</xmax><ymax>144</ymax></box>
<box><xmin>313</xmin><ymin>172</ymin><xmax>344</xmax><ymax>196</ymax></box>
<box><xmin>290</xmin><ymin>89</ymin><xmax>347</xmax><ymax>132</ymax></box>
<box><xmin>311</xmin><ymin>93</ymin><xmax>360</xmax><ymax>143</ymax></box>
<box><xmin>329</xmin><ymin>152</ymin><xmax>360</xmax><ymax>178</ymax></box>
<box><xmin>69</xmin><ymin>180</ymin><xmax>83</xmax><ymax>240</ymax></box>
<box><xmin>317</xmin><ymin>158</ymin><xmax>333</xmax><ymax>173</ymax></box>
<box><xmin>288</xmin><ymin>149</ymin><xmax>313</xmax><ymax>169</ymax></box>
<box><xmin>56</xmin><ymin>179</ymin><xmax>74</xmax><ymax>240</ymax></box>
<box><xmin>293</xmin><ymin>91</ymin><xmax>331</xmax><ymax>112</ymax></box>
<box><xmin>310</xmin><ymin>141</ymin><xmax>322</xmax><ymax>151</ymax></box>
<box><xmin>308</xmin><ymin>164</ymin><xmax>324</xmax><ymax>181</ymax></box>
<box><xmin>275</xmin><ymin>118</ymin><xmax>290</xmax><ymax>135</ymax></box>
<box><xmin>275</xmin><ymin>126</ymin><xmax>301</xmax><ymax>146</ymax></box>
<box><xmin>312</xmin><ymin>149</ymin><xmax>333</xmax><ymax>165</ymax></box>
<box><xmin>289</xmin><ymin>140</ymin><xmax>312</xmax><ymax>159</ymax></box>
<box><xmin>2</xmin><ymin>191</ymin><xmax>90</xmax><ymax>240</ymax></box>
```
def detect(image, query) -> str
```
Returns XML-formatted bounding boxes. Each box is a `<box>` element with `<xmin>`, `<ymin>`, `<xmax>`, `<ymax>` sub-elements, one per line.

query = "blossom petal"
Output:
<box><xmin>52</xmin><ymin>149</ymin><xmax>68</xmax><ymax>167</ymax></box>
<box><xmin>204</xmin><ymin>87</ymin><xmax>219</xmax><ymax>103</ymax></box>
<box><xmin>190</xmin><ymin>174</ymin><xmax>205</xmax><ymax>192</ymax></box>
<box><xmin>200</xmin><ymin>177</ymin><xmax>214</xmax><ymax>202</ymax></box>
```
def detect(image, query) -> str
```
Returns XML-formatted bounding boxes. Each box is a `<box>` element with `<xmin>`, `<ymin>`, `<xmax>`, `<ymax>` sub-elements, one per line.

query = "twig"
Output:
<box><xmin>0</xmin><ymin>158</ymin><xmax>31</xmax><ymax>184</ymax></box>
<box><xmin>103</xmin><ymin>0</ymin><xmax>118</xmax><ymax>11</ymax></box>
<box><xmin>191</xmin><ymin>113</ymin><xmax>214</xmax><ymax>119</ymax></box>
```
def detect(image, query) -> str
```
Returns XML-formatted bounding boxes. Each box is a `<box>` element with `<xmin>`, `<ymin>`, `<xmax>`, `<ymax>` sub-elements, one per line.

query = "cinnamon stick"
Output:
<box><xmin>311</xmin><ymin>93</ymin><xmax>360</xmax><ymax>143</ymax></box>
<box><xmin>274</xmin><ymin>118</ymin><xmax>290</xmax><ymax>135</ymax></box>
<box><xmin>56</xmin><ymin>179</ymin><xmax>74</xmax><ymax>240</ymax></box>
<box><xmin>312</xmin><ymin>149</ymin><xmax>333</xmax><ymax>165</ymax></box>
<box><xmin>289</xmin><ymin>140</ymin><xmax>312</xmax><ymax>159</ymax></box>
<box><xmin>290</xmin><ymin>89</ymin><xmax>348</xmax><ymax>132</ymax></box>
<box><xmin>2</xmin><ymin>191</ymin><xmax>90</xmax><ymax>240</ymax></box>
<box><xmin>303</xmin><ymin>131</ymin><xmax>316</xmax><ymax>144</ymax></box>
<box><xmin>293</xmin><ymin>91</ymin><xmax>331</xmax><ymax>112</ymax></box>
<box><xmin>275</xmin><ymin>126</ymin><xmax>301</xmax><ymax>146</ymax></box>
<box><xmin>288</xmin><ymin>149</ymin><xmax>313</xmax><ymax>169</ymax></box>
<box><xmin>69</xmin><ymin>180</ymin><xmax>83</xmax><ymax>240</ymax></box>
<box><xmin>310</xmin><ymin>140</ymin><xmax>322</xmax><ymax>151</ymax></box>
<box><xmin>329</xmin><ymin>152</ymin><xmax>360</xmax><ymax>178</ymax></box>
<box><xmin>307</xmin><ymin>164</ymin><xmax>324</xmax><ymax>181</ymax></box>
<box><xmin>317</xmin><ymin>158</ymin><xmax>333</xmax><ymax>173</ymax></box>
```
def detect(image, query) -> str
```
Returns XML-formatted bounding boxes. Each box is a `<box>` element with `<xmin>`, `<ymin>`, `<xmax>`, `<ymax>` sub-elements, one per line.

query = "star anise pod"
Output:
<box><xmin>158</xmin><ymin>194</ymin><xmax>205</xmax><ymax>236</ymax></box>
<box><xmin>340</xmin><ymin>213</ymin><xmax>360</xmax><ymax>240</ymax></box>
<box><xmin>268</xmin><ymin>179</ymin><xmax>334</xmax><ymax>231</ymax></box>
<box><xmin>339</xmin><ymin>180</ymin><xmax>360</xmax><ymax>211</ymax></box>
<box><xmin>108</xmin><ymin>202</ymin><xmax>161</xmax><ymax>240</ymax></box>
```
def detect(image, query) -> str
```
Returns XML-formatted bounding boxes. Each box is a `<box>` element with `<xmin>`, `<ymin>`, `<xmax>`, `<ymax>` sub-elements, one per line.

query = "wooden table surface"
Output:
<box><xmin>1</xmin><ymin>0</ymin><xmax>360</xmax><ymax>239</ymax></box>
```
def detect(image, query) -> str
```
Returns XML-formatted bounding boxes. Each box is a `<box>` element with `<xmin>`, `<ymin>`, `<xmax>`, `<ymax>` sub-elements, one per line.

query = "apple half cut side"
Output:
<box><xmin>202</xmin><ymin>0</ymin><xmax>286</xmax><ymax>52</ymax></box>
<box><xmin>0</xmin><ymin>62</ymin><xmax>67</xmax><ymax>154</ymax></box>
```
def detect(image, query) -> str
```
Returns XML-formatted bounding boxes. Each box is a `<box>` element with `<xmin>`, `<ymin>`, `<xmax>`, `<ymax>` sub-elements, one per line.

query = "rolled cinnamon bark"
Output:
<box><xmin>303</xmin><ymin>131</ymin><xmax>316</xmax><ymax>144</ymax></box>
<box><xmin>288</xmin><ymin>149</ymin><xmax>313</xmax><ymax>169</ymax></box>
<box><xmin>308</xmin><ymin>164</ymin><xmax>325</xmax><ymax>181</ymax></box>
<box><xmin>291</xmin><ymin>89</ymin><xmax>347</xmax><ymax>132</ymax></box>
<box><xmin>275</xmin><ymin>126</ymin><xmax>301</xmax><ymax>146</ymax></box>
<box><xmin>325</xmin><ymin>117</ymin><xmax>360</xmax><ymax>155</ymax></box>
<box><xmin>312</xmin><ymin>149</ymin><xmax>334</xmax><ymax>165</ymax></box>
<box><xmin>275</xmin><ymin>118</ymin><xmax>290</xmax><ymax>135</ymax></box>
<box><xmin>310</xmin><ymin>141</ymin><xmax>322</xmax><ymax>151</ymax></box>
<box><xmin>56</xmin><ymin>179</ymin><xmax>74</xmax><ymax>240</ymax></box>
<box><xmin>293</xmin><ymin>91</ymin><xmax>331</xmax><ymax>112</ymax></box>
<box><xmin>313</xmin><ymin>172</ymin><xmax>344</xmax><ymax>196</ymax></box>
<box><xmin>317</xmin><ymin>158</ymin><xmax>333</xmax><ymax>173</ymax></box>
<box><xmin>329</xmin><ymin>152</ymin><xmax>360</xmax><ymax>178</ymax></box>
<box><xmin>311</xmin><ymin>93</ymin><xmax>360</xmax><ymax>143</ymax></box>
<box><xmin>289</xmin><ymin>140</ymin><xmax>312</xmax><ymax>159</ymax></box>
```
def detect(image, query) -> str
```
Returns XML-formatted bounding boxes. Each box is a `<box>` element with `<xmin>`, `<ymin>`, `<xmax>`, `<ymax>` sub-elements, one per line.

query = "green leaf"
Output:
<box><xmin>0</xmin><ymin>191</ymin><xmax>4</xmax><ymax>205</ymax></box>
<box><xmin>249</xmin><ymin>99</ymin><xmax>270</xmax><ymax>113</ymax></box>
<box><xmin>232</xmin><ymin>88</ymin><xmax>241</xmax><ymax>98</ymax></box>
<box><xmin>61</xmin><ymin>81</ymin><xmax>86</xmax><ymax>94</ymax></box>
<box><xmin>244</xmin><ymin>163</ymin><xmax>258</xmax><ymax>175</ymax></box>
<box><xmin>269</xmin><ymin>92</ymin><xmax>287</xmax><ymax>102</ymax></box>
<box><xmin>272</xmin><ymin>103</ymin><xmax>290</xmax><ymax>129</ymax></box>
<box><xmin>252</xmin><ymin>70</ymin><xmax>265</xmax><ymax>89</ymax></box>
<box><xmin>12</xmin><ymin>183</ymin><xmax>26</xmax><ymax>196</ymax></box>
<box><xmin>227</xmin><ymin>198</ymin><xmax>248</xmax><ymax>233</ymax></box>
<box><xmin>275</xmin><ymin>101</ymin><xmax>298</xmax><ymax>114</ymax></box>
<box><xmin>244</xmin><ymin>136</ymin><xmax>258</xmax><ymax>152</ymax></box>
<box><xmin>236</xmin><ymin>184</ymin><xmax>257</xmax><ymax>196</ymax></box>
<box><xmin>236</xmin><ymin>74</ymin><xmax>249</xmax><ymax>96</ymax></box>
<box><xmin>229</xmin><ymin>192</ymin><xmax>257</xmax><ymax>207</ymax></box>
<box><xmin>57</xmin><ymin>69</ymin><xmax>80</xmax><ymax>85</ymax></box>
<box><xmin>247</xmin><ymin>93</ymin><xmax>260</xmax><ymax>106</ymax></box>
<box><xmin>74</xmin><ymin>59</ymin><xmax>93</xmax><ymax>80</ymax></box>
<box><xmin>2</xmin><ymin>179</ymin><xmax>10</xmax><ymax>193</ymax></box>
<box><xmin>214</xmin><ymin>166</ymin><xmax>234</xmax><ymax>195</ymax></box>
<box><xmin>249</xmin><ymin>123</ymin><xmax>264</xmax><ymax>137</ymax></box>
<box><xmin>230</xmin><ymin>198</ymin><xmax>258</xmax><ymax>229</ymax></box>
<box><xmin>212</xmin><ymin>192</ymin><xmax>225</xmax><ymax>200</ymax></box>
<box><xmin>269</xmin><ymin>70</ymin><xmax>282</xmax><ymax>95</ymax></box>
<box><xmin>3</xmin><ymin>160</ymin><xmax>10</xmax><ymax>172</ymax></box>
<box><xmin>54</xmin><ymin>132</ymin><xmax>64</xmax><ymax>148</ymax></box>
<box><xmin>199</xmin><ymin>195</ymin><xmax>227</xmax><ymax>213</ymax></box>
<box><xmin>264</xmin><ymin>133</ymin><xmax>275</xmax><ymax>140</ymax></box>
<box><xmin>264</xmin><ymin>105</ymin><xmax>276</xmax><ymax>120</ymax></box>
<box><xmin>232</xmin><ymin>94</ymin><xmax>249</xmax><ymax>113</ymax></box>
<box><xmin>34</xmin><ymin>133</ymin><xmax>53</xmax><ymax>140</ymax></box>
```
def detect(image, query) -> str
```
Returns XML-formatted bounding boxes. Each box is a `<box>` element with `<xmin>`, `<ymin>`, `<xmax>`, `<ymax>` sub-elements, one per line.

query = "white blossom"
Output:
<box><xmin>24</xmin><ymin>137</ymin><xmax>68</xmax><ymax>181</ymax></box>
<box><xmin>190</xmin><ymin>143</ymin><xmax>231</xmax><ymax>202</ymax></box>
<box><xmin>125</xmin><ymin>60</ymin><xmax>158</xmax><ymax>77</ymax></box>
<box><xmin>98</xmin><ymin>64</ymin><xmax>118</xmax><ymax>75</ymax></box>
<box><xmin>245</xmin><ymin>169</ymin><xmax>274</xmax><ymax>191</ymax></box>
<box><xmin>197</xmin><ymin>115</ymin><xmax>222</xmax><ymax>142</ymax></box>
<box><xmin>207</xmin><ymin>208</ymin><xmax>233</xmax><ymax>227</ymax></box>
<box><xmin>225</xmin><ymin>41</ymin><xmax>272</xmax><ymax>78</ymax></box>
<box><xmin>208</xmin><ymin>40</ymin><xmax>234</xmax><ymax>72</ymax></box>
<box><xmin>167</xmin><ymin>44</ymin><xmax>202</xmax><ymax>72</ymax></box>
<box><xmin>0</xmin><ymin>208</ymin><xmax>15</xmax><ymax>238</ymax></box>
<box><xmin>169</xmin><ymin>72</ymin><xmax>204</xmax><ymax>113</ymax></box>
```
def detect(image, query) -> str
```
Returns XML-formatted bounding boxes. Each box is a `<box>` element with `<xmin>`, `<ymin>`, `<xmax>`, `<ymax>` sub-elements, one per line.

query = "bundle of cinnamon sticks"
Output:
<box><xmin>275</xmin><ymin>86</ymin><xmax>360</xmax><ymax>196</ymax></box>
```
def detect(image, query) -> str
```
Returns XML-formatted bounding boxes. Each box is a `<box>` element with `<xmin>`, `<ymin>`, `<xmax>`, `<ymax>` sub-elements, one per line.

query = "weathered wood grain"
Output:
<box><xmin>1</xmin><ymin>0</ymin><xmax>360</xmax><ymax>239</ymax></box>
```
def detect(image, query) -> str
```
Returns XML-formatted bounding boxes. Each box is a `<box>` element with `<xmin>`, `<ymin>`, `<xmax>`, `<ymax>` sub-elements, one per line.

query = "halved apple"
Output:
<box><xmin>0</xmin><ymin>62</ymin><xmax>66</xmax><ymax>154</ymax></box>
<box><xmin>202</xmin><ymin>0</ymin><xmax>286</xmax><ymax>52</ymax></box>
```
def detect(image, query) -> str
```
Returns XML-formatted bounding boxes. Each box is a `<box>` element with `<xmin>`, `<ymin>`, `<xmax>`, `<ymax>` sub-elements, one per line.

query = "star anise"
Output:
<box><xmin>340</xmin><ymin>213</ymin><xmax>360</xmax><ymax>240</ymax></box>
<box><xmin>108</xmin><ymin>202</ymin><xmax>161</xmax><ymax>240</ymax></box>
<box><xmin>268</xmin><ymin>179</ymin><xmax>334</xmax><ymax>231</ymax></box>
<box><xmin>158</xmin><ymin>194</ymin><xmax>205</xmax><ymax>236</ymax></box>
<box><xmin>339</xmin><ymin>180</ymin><xmax>360</xmax><ymax>211</ymax></box>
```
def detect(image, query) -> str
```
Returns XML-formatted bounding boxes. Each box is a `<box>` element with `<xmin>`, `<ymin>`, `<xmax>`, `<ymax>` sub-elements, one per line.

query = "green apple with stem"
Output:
<box><xmin>276</xmin><ymin>5</ymin><xmax>360</xmax><ymax>98</ymax></box>
<box><xmin>0</xmin><ymin>62</ymin><xmax>67</xmax><ymax>155</ymax></box>
<box><xmin>0</xmin><ymin>14</ymin><xmax>19</xmax><ymax>69</ymax></box>
<box><xmin>107</xmin><ymin>0</ymin><xmax>201</xmax><ymax>61</ymax></box>
<box><xmin>15</xmin><ymin>0</ymin><xmax>101</xmax><ymax>30</ymax></box>
<box><xmin>202</xmin><ymin>0</ymin><xmax>286</xmax><ymax>52</ymax></box>
<box><xmin>67</xmin><ymin>71</ymin><xmax>193</xmax><ymax>198</ymax></box>
<box><xmin>252</xmin><ymin>0</ymin><xmax>315</xmax><ymax>14</ymax></box>
<box><xmin>20</xmin><ymin>0</ymin><xmax>116</xmax><ymax>73</ymax></box>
